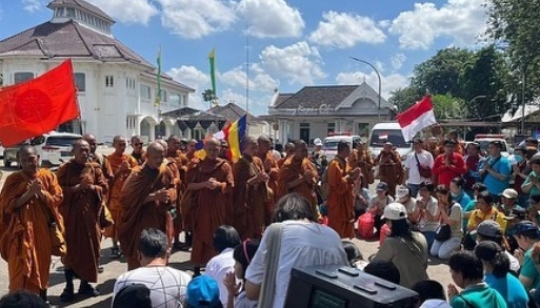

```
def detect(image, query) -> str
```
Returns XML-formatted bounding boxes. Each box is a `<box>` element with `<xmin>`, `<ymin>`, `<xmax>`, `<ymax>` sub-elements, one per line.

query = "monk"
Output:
<box><xmin>0</xmin><ymin>146</ymin><xmax>63</xmax><ymax>304</ymax></box>
<box><xmin>186</xmin><ymin>138</ymin><xmax>234</xmax><ymax>276</ymax></box>
<box><xmin>177</xmin><ymin>139</ymin><xmax>199</xmax><ymax>249</ymax></box>
<box><xmin>326</xmin><ymin>142</ymin><xmax>361</xmax><ymax>239</ymax></box>
<box><xmin>257</xmin><ymin>136</ymin><xmax>279</xmax><ymax>224</ymax></box>
<box><xmin>277</xmin><ymin>142</ymin><xmax>295</xmax><ymax>168</ymax></box>
<box><xmin>57</xmin><ymin>140</ymin><xmax>107</xmax><ymax>301</ymax></box>
<box><xmin>276</xmin><ymin>140</ymin><xmax>320</xmax><ymax>219</ymax></box>
<box><xmin>130</xmin><ymin>135</ymin><xmax>146</xmax><ymax>166</ymax></box>
<box><xmin>119</xmin><ymin>142</ymin><xmax>179</xmax><ymax>270</ymax></box>
<box><xmin>165</xmin><ymin>135</ymin><xmax>186</xmax><ymax>249</ymax></box>
<box><xmin>106</xmin><ymin>136</ymin><xmax>138</xmax><ymax>258</ymax></box>
<box><xmin>219</xmin><ymin>140</ymin><xmax>230</xmax><ymax>161</ymax></box>
<box><xmin>232</xmin><ymin>136</ymin><xmax>269</xmax><ymax>240</ymax></box>
<box><xmin>348</xmin><ymin>141</ymin><xmax>374</xmax><ymax>188</ymax></box>
<box><xmin>375</xmin><ymin>142</ymin><xmax>402</xmax><ymax>197</ymax></box>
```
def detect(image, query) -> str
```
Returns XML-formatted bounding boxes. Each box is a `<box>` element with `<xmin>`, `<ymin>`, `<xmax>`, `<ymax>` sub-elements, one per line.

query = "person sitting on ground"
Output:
<box><xmin>113</xmin><ymin>228</ymin><xmax>192</xmax><ymax>308</ymax></box>
<box><xmin>223</xmin><ymin>239</ymin><xmax>260</xmax><ymax>308</ymax></box>
<box><xmin>512</xmin><ymin>221</ymin><xmax>540</xmax><ymax>301</ymax></box>
<box><xmin>342</xmin><ymin>240</ymin><xmax>365</xmax><ymax>268</ymax></box>
<box><xmin>112</xmin><ymin>284</ymin><xmax>152</xmax><ymax>308</ymax></box>
<box><xmin>473</xmin><ymin>220</ymin><xmax>521</xmax><ymax>274</ymax></box>
<box><xmin>395</xmin><ymin>185</ymin><xmax>418</xmax><ymax>224</ymax></box>
<box><xmin>372</xmin><ymin>203</ymin><xmax>429</xmax><ymax>288</ymax></box>
<box><xmin>368</xmin><ymin>182</ymin><xmax>394</xmax><ymax>234</ymax></box>
<box><xmin>205</xmin><ymin>225</ymin><xmax>241</xmax><ymax>306</ymax></box>
<box><xmin>411</xmin><ymin>280</ymin><xmax>451</xmax><ymax>308</ymax></box>
<box><xmin>0</xmin><ymin>291</ymin><xmax>48</xmax><ymax>308</ymax></box>
<box><xmin>467</xmin><ymin>191</ymin><xmax>507</xmax><ymax>233</ymax></box>
<box><xmin>414</xmin><ymin>182</ymin><xmax>440</xmax><ymax>249</ymax></box>
<box><xmin>187</xmin><ymin>276</ymin><xmax>223</xmax><ymax>308</ymax></box>
<box><xmin>462</xmin><ymin>183</ymin><xmax>488</xmax><ymax>232</ymax></box>
<box><xmin>475</xmin><ymin>241</ymin><xmax>529</xmax><ymax>308</ymax></box>
<box><xmin>430</xmin><ymin>185</ymin><xmax>462</xmax><ymax>260</ymax></box>
<box><xmin>498</xmin><ymin>188</ymin><xmax>523</xmax><ymax>217</ymax></box>
<box><xmin>447</xmin><ymin>250</ymin><xmax>507</xmax><ymax>308</ymax></box>
<box><xmin>450</xmin><ymin>177</ymin><xmax>471</xmax><ymax>210</ymax></box>
<box><xmin>363</xmin><ymin>260</ymin><xmax>401</xmax><ymax>285</ymax></box>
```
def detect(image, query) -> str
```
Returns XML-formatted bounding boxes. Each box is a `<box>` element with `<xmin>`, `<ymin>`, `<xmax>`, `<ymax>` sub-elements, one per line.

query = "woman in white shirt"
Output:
<box><xmin>223</xmin><ymin>239</ymin><xmax>260</xmax><ymax>308</ymax></box>
<box><xmin>413</xmin><ymin>182</ymin><xmax>440</xmax><ymax>249</ymax></box>
<box><xmin>244</xmin><ymin>193</ymin><xmax>348</xmax><ymax>308</ymax></box>
<box><xmin>430</xmin><ymin>185</ymin><xmax>462</xmax><ymax>260</ymax></box>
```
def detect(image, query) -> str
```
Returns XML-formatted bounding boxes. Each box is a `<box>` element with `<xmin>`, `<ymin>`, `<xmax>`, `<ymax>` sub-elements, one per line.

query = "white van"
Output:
<box><xmin>369</xmin><ymin>122</ymin><xmax>413</xmax><ymax>160</ymax></box>
<box><xmin>323</xmin><ymin>134</ymin><xmax>362</xmax><ymax>161</ymax></box>
<box><xmin>30</xmin><ymin>131</ymin><xmax>82</xmax><ymax>166</ymax></box>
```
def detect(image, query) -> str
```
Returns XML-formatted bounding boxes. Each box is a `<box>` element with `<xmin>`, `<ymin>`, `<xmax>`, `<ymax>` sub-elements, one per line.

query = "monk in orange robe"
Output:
<box><xmin>119</xmin><ymin>142</ymin><xmax>179</xmax><ymax>270</ymax></box>
<box><xmin>0</xmin><ymin>146</ymin><xmax>63</xmax><ymax>304</ymax></box>
<box><xmin>326</xmin><ymin>142</ymin><xmax>361</xmax><ymax>239</ymax></box>
<box><xmin>348</xmin><ymin>141</ymin><xmax>374</xmax><ymax>188</ymax></box>
<box><xmin>57</xmin><ymin>140</ymin><xmax>108</xmax><ymax>301</ymax></box>
<box><xmin>257</xmin><ymin>136</ymin><xmax>279</xmax><ymax>225</ymax></box>
<box><xmin>130</xmin><ymin>135</ymin><xmax>146</xmax><ymax>166</ymax></box>
<box><xmin>177</xmin><ymin>139</ymin><xmax>199</xmax><ymax>249</ymax></box>
<box><xmin>277</xmin><ymin>142</ymin><xmax>295</xmax><ymax>168</ymax></box>
<box><xmin>277</xmin><ymin>140</ymin><xmax>320</xmax><ymax>219</ymax></box>
<box><xmin>165</xmin><ymin>135</ymin><xmax>186</xmax><ymax>249</ymax></box>
<box><xmin>83</xmin><ymin>133</ymin><xmax>114</xmax><ymax>181</ymax></box>
<box><xmin>375</xmin><ymin>143</ymin><xmax>402</xmax><ymax>198</ymax></box>
<box><xmin>232</xmin><ymin>136</ymin><xmax>269</xmax><ymax>240</ymax></box>
<box><xmin>186</xmin><ymin>138</ymin><xmax>234</xmax><ymax>276</ymax></box>
<box><xmin>106</xmin><ymin>135</ymin><xmax>138</xmax><ymax>257</ymax></box>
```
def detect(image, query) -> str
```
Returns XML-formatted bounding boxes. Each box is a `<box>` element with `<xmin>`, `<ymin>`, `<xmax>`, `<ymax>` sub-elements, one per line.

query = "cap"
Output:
<box><xmin>112</xmin><ymin>284</ymin><xmax>152</xmax><ymax>308</ymax></box>
<box><xmin>444</xmin><ymin>139</ymin><xmax>456</xmax><ymax>146</ymax></box>
<box><xmin>396</xmin><ymin>186</ymin><xmax>409</xmax><ymax>200</ymax></box>
<box><xmin>187</xmin><ymin>276</ymin><xmax>221</xmax><ymax>307</ymax></box>
<box><xmin>513</xmin><ymin>221</ymin><xmax>540</xmax><ymax>236</ymax></box>
<box><xmin>381</xmin><ymin>203</ymin><xmax>407</xmax><ymax>221</ymax></box>
<box><xmin>412</xmin><ymin>137</ymin><xmax>423</xmax><ymax>144</ymax></box>
<box><xmin>314</xmin><ymin>138</ymin><xmax>322</xmax><ymax>146</ymax></box>
<box><xmin>376</xmin><ymin>182</ymin><xmax>388</xmax><ymax>191</ymax></box>
<box><xmin>501</xmin><ymin>188</ymin><xmax>518</xmax><ymax>199</ymax></box>
<box><xmin>471</xmin><ymin>220</ymin><xmax>503</xmax><ymax>238</ymax></box>
<box><xmin>475</xmin><ymin>241</ymin><xmax>503</xmax><ymax>261</ymax></box>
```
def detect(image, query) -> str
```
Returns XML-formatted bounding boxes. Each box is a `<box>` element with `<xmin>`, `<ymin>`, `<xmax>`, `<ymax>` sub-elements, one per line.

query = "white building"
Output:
<box><xmin>0</xmin><ymin>0</ymin><xmax>195</xmax><ymax>143</ymax></box>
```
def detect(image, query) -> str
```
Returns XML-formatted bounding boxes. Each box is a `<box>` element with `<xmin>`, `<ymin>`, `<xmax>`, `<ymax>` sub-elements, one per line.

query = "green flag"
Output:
<box><xmin>209</xmin><ymin>48</ymin><xmax>217</xmax><ymax>98</ymax></box>
<box><xmin>155</xmin><ymin>46</ymin><xmax>162</xmax><ymax>107</ymax></box>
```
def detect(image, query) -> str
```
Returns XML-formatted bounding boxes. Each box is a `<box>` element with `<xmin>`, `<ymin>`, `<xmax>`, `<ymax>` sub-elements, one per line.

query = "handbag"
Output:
<box><xmin>49</xmin><ymin>221</ymin><xmax>67</xmax><ymax>257</ymax></box>
<box><xmin>479</xmin><ymin>156</ymin><xmax>501</xmax><ymax>182</ymax></box>
<box><xmin>435</xmin><ymin>224</ymin><xmax>451</xmax><ymax>241</ymax></box>
<box><xmin>415</xmin><ymin>153</ymin><xmax>432</xmax><ymax>178</ymax></box>
<box><xmin>258</xmin><ymin>222</ymin><xmax>283</xmax><ymax>308</ymax></box>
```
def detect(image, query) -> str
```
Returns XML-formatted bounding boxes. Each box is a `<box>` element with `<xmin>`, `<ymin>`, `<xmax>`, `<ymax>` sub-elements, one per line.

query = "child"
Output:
<box><xmin>223</xmin><ymin>239</ymin><xmax>260</xmax><ymax>308</ymax></box>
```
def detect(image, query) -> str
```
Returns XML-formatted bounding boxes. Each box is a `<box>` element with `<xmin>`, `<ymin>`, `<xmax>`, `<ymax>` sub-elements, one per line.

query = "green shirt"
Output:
<box><xmin>450</xmin><ymin>283</ymin><xmax>507</xmax><ymax>308</ymax></box>
<box><xmin>520</xmin><ymin>248</ymin><xmax>540</xmax><ymax>291</ymax></box>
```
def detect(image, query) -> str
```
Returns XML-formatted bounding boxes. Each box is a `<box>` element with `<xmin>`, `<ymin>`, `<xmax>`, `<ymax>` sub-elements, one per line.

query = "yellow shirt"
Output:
<box><xmin>467</xmin><ymin>207</ymin><xmax>507</xmax><ymax>232</ymax></box>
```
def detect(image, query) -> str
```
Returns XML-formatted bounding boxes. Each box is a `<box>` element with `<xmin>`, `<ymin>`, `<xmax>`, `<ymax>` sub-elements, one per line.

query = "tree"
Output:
<box><xmin>431</xmin><ymin>94</ymin><xmax>467</xmax><ymax>120</ymax></box>
<box><xmin>388</xmin><ymin>87</ymin><xmax>423</xmax><ymax>112</ymax></box>
<box><xmin>202</xmin><ymin>89</ymin><xmax>218</xmax><ymax>108</ymax></box>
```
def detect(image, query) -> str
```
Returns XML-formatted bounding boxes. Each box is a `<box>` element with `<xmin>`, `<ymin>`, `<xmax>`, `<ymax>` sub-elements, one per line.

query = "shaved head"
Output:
<box><xmin>204</xmin><ymin>138</ymin><xmax>220</xmax><ymax>159</ymax></box>
<box><xmin>242</xmin><ymin>136</ymin><xmax>258</xmax><ymax>157</ymax></box>
<box><xmin>19</xmin><ymin>145</ymin><xmax>39</xmax><ymax>175</ymax></box>
<box><xmin>285</xmin><ymin>142</ymin><xmax>295</xmax><ymax>151</ymax></box>
<box><xmin>146</xmin><ymin>142</ymin><xmax>165</xmax><ymax>169</ymax></box>
<box><xmin>83</xmin><ymin>133</ymin><xmax>96</xmax><ymax>141</ymax></box>
<box><xmin>113</xmin><ymin>135</ymin><xmax>127</xmax><ymax>155</ymax></box>
<box><xmin>258</xmin><ymin>135</ymin><xmax>271</xmax><ymax>144</ymax></box>
<box><xmin>18</xmin><ymin>145</ymin><xmax>37</xmax><ymax>158</ymax></box>
<box><xmin>242</xmin><ymin>136</ymin><xmax>257</xmax><ymax>148</ymax></box>
<box><xmin>147</xmin><ymin>142</ymin><xmax>164</xmax><ymax>155</ymax></box>
<box><xmin>73</xmin><ymin>139</ymin><xmax>90</xmax><ymax>163</ymax></box>
<box><xmin>113</xmin><ymin>135</ymin><xmax>125</xmax><ymax>144</ymax></box>
<box><xmin>72</xmin><ymin>138</ymin><xmax>89</xmax><ymax>150</ymax></box>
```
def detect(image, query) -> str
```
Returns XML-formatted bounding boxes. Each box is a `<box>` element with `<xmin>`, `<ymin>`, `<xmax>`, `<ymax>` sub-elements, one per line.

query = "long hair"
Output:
<box><xmin>389</xmin><ymin>219</ymin><xmax>412</xmax><ymax>240</ymax></box>
<box><xmin>273</xmin><ymin>193</ymin><xmax>316</xmax><ymax>223</ymax></box>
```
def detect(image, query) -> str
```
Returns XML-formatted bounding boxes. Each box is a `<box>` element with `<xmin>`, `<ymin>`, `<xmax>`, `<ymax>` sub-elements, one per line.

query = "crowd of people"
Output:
<box><xmin>2</xmin><ymin>129</ymin><xmax>540</xmax><ymax>307</ymax></box>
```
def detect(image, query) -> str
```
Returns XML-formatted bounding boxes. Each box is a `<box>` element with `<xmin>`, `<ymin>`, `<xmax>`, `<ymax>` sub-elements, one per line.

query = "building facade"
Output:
<box><xmin>263</xmin><ymin>83</ymin><xmax>395</xmax><ymax>144</ymax></box>
<box><xmin>0</xmin><ymin>0</ymin><xmax>194</xmax><ymax>143</ymax></box>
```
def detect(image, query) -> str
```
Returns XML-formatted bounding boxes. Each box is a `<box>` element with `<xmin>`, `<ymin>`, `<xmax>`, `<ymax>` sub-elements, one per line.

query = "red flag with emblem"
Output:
<box><xmin>0</xmin><ymin>60</ymin><xmax>79</xmax><ymax>146</ymax></box>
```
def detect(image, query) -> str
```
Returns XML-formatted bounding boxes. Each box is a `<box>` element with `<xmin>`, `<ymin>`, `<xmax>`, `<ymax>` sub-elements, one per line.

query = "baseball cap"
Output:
<box><xmin>412</xmin><ymin>137</ymin><xmax>423</xmax><ymax>144</ymax></box>
<box><xmin>471</xmin><ymin>220</ymin><xmax>503</xmax><ymax>238</ymax></box>
<box><xmin>314</xmin><ymin>138</ymin><xmax>322</xmax><ymax>146</ymax></box>
<box><xmin>187</xmin><ymin>276</ymin><xmax>221</xmax><ymax>307</ymax></box>
<box><xmin>513</xmin><ymin>221</ymin><xmax>540</xmax><ymax>236</ymax></box>
<box><xmin>475</xmin><ymin>241</ymin><xmax>503</xmax><ymax>261</ymax></box>
<box><xmin>381</xmin><ymin>203</ymin><xmax>407</xmax><ymax>221</ymax></box>
<box><xmin>395</xmin><ymin>186</ymin><xmax>409</xmax><ymax>200</ymax></box>
<box><xmin>376</xmin><ymin>182</ymin><xmax>388</xmax><ymax>191</ymax></box>
<box><xmin>501</xmin><ymin>188</ymin><xmax>518</xmax><ymax>199</ymax></box>
<box><xmin>112</xmin><ymin>284</ymin><xmax>152</xmax><ymax>308</ymax></box>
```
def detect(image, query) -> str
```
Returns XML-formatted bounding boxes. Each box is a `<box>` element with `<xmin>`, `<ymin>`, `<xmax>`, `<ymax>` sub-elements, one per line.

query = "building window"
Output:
<box><xmin>14</xmin><ymin>72</ymin><xmax>34</xmax><ymax>84</ymax></box>
<box><xmin>66</xmin><ymin>8</ymin><xmax>76</xmax><ymax>18</ymax></box>
<box><xmin>55</xmin><ymin>8</ymin><xmax>64</xmax><ymax>17</ymax></box>
<box><xmin>74</xmin><ymin>73</ymin><xmax>85</xmax><ymax>92</ymax></box>
<box><xmin>105</xmin><ymin>75</ymin><xmax>114</xmax><ymax>88</ymax></box>
<box><xmin>182</xmin><ymin>95</ymin><xmax>187</xmax><ymax>106</ymax></box>
<box><xmin>327</xmin><ymin>122</ymin><xmax>335</xmax><ymax>134</ymax></box>
<box><xmin>140</xmin><ymin>84</ymin><xmax>151</xmax><ymax>99</ymax></box>
<box><xmin>159</xmin><ymin>90</ymin><xmax>167</xmax><ymax>102</ymax></box>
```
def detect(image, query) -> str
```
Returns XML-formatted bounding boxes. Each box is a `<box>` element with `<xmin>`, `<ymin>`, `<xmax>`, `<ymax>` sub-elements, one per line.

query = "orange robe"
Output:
<box><xmin>277</xmin><ymin>156</ymin><xmax>320</xmax><ymax>219</ymax></box>
<box><xmin>348</xmin><ymin>149</ymin><xmax>374</xmax><ymax>187</ymax></box>
<box><xmin>0</xmin><ymin>169</ymin><xmax>63</xmax><ymax>294</ymax></box>
<box><xmin>232</xmin><ymin>156</ymin><xmax>268</xmax><ymax>240</ymax></box>
<box><xmin>257</xmin><ymin>152</ymin><xmax>279</xmax><ymax>224</ymax></box>
<box><xmin>119</xmin><ymin>163</ymin><xmax>179</xmax><ymax>270</ymax></box>
<box><xmin>166</xmin><ymin>151</ymin><xmax>184</xmax><ymax>236</ymax></box>
<box><xmin>131</xmin><ymin>150</ymin><xmax>146</xmax><ymax>166</ymax></box>
<box><xmin>326</xmin><ymin>157</ymin><xmax>355</xmax><ymax>239</ymax></box>
<box><xmin>57</xmin><ymin>161</ymin><xmax>108</xmax><ymax>282</ymax></box>
<box><xmin>105</xmin><ymin>153</ymin><xmax>138</xmax><ymax>239</ymax></box>
<box><xmin>375</xmin><ymin>151</ymin><xmax>402</xmax><ymax>198</ymax></box>
<box><xmin>188</xmin><ymin>158</ymin><xmax>234</xmax><ymax>265</ymax></box>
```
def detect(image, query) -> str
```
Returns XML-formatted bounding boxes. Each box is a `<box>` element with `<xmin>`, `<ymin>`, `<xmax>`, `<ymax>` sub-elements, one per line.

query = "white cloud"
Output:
<box><xmin>158</xmin><ymin>0</ymin><xmax>236</xmax><ymax>39</ymax></box>
<box><xmin>86</xmin><ymin>0</ymin><xmax>158</xmax><ymax>25</ymax></box>
<box><xmin>22</xmin><ymin>0</ymin><xmax>42</xmax><ymax>13</ymax></box>
<box><xmin>220</xmin><ymin>66</ymin><xmax>278</xmax><ymax>91</ymax></box>
<box><xmin>391</xmin><ymin>53</ymin><xmax>406</xmax><ymax>70</ymax></box>
<box><xmin>237</xmin><ymin>0</ymin><xmax>304</xmax><ymax>38</ymax></box>
<box><xmin>335</xmin><ymin>71</ymin><xmax>410</xmax><ymax>100</ymax></box>
<box><xmin>259</xmin><ymin>42</ymin><xmax>326</xmax><ymax>85</ymax></box>
<box><xmin>389</xmin><ymin>0</ymin><xmax>488</xmax><ymax>50</ymax></box>
<box><xmin>308</xmin><ymin>11</ymin><xmax>386</xmax><ymax>48</ymax></box>
<box><xmin>167</xmin><ymin>65</ymin><xmax>210</xmax><ymax>108</ymax></box>
<box><xmin>221</xmin><ymin>88</ymin><xmax>248</xmax><ymax>109</ymax></box>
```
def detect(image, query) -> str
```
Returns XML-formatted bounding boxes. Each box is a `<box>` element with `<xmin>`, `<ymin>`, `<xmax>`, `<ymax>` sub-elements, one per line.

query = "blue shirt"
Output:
<box><xmin>485</xmin><ymin>273</ymin><xmax>529</xmax><ymax>308</ymax></box>
<box><xmin>483</xmin><ymin>156</ymin><xmax>511</xmax><ymax>195</ymax></box>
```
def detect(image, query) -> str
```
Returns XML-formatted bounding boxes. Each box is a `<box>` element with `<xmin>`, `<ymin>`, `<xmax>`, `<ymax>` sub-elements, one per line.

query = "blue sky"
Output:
<box><xmin>1</xmin><ymin>0</ymin><xmax>489</xmax><ymax>115</ymax></box>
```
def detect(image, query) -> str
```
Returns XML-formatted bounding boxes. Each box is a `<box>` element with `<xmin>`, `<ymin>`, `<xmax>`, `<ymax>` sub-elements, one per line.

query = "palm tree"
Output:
<box><xmin>202</xmin><ymin>89</ymin><xmax>218</xmax><ymax>108</ymax></box>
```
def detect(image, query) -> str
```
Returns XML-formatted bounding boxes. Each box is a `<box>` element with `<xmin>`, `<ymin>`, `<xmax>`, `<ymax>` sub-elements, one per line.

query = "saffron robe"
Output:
<box><xmin>119</xmin><ymin>163</ymin><xmax>179</xmax><ymax>269</ymax></box>
<box><xmin>375</xmin><ymin>150</ymin><xmax>402</xmax><ymax>197</ymax></box>
<box><xmin>187</xmin><ymin>158</ymin><xmax>234</xmax><ymax>265</ymax></box>
<box><xmin>326</xmin><ymin>157</ymin><xmax>355</xmax><ymax>239</ymax></box>
<box><xmin>57</xmin><ymin>161</ymin><xmax>108</xmax><ymax>282</ymax></box>
<box><xmin>0</xmin><ymin>169</ymin><xmax>63</xmax><ymax>293</ymax></box>
<box><xmin>232</xmin><ymin>156</ymin><xmax>268</xmax><ymax>240</ymax></box>
<box><xmin>131</xmin><ymin>150</ymin><xmax>146</xmax><ymax>166</ymax></box>
<box><xmin>348</xmin><ymin>149</ymin><xmax>374</xmax><ymax>187</ymax></box>
<box><xmin>277</xmin><ymin>156</ymin><xmax>320</xmax><ymax>219</ymax></box>
<box><xmin>166</xmin><ymin>151</ymin><xmax>184</xmax><ymax>236</ymax></box>
<box><xmin>257</xmin><ymin>151</ymin><xmax>279</xmax><ymax>224</ymax></box>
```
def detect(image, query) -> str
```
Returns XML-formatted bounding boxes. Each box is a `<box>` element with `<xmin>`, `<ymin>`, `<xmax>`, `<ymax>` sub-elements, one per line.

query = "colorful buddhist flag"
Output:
<box><xmin>155</xmin><ymin>46</ymin><xmax>162</xmax><ymax>107</ymax></box>
<box><xmin>0</xmin><ymin>59</ymin><xmax>79</xmax><ymax>147</ymax></box>
<box><xmin>195</xmin><ymin>115</ymin><xmax>247</xmax><ymax>162</ymax></box>
<box><xmin>209</xmin><ymin>48</ymin><xmax>217</xmax><ymax>98</ymax></box>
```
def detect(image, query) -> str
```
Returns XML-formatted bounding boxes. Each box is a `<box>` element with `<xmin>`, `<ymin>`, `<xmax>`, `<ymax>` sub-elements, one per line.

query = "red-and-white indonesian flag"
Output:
<box><xmin>396</xmin><ymin>96</ymin><xmax>437</xmax><ymax>142</ymax></box>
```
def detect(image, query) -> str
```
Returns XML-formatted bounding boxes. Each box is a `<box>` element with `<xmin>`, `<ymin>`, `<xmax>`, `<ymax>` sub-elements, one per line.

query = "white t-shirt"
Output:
<box><xmin>205</xmin><ymin>248</ymin><xmax>235</xmax><ymax>306</ymax></box>
<box><xmin>245</xmin><ymin>220</ymin><xmax>348</xmax><ymax>308</ymax></box>
<box><xmin>405</xmin><ymin>150</ymin><xmax>434</xmax><ymax>185</ymax></box>
<box><xmin>113</xmin><ymin>266</ymin><xmax>191</xmax><ymax>308</ymax></box>
<box><xmin>420</xmin><ymin>299</ymin><xmax>451</xmax><ymax>308</ymax></box>
<box><xmin>418</xmin><ymin>196</ymin><xmax>440</xmax><ymax>232</ymax></box>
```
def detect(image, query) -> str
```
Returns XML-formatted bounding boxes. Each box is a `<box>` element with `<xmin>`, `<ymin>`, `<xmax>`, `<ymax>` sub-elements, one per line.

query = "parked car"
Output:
<box><xmin>0</xmin><ymin>142</ymin><xmax>4</xmax><ymax>159</ymax></box>
<box><xmin>3</xmin><ymin>142</ymin><xmax>26</xmax><ymax>167</ymax></box>
<box><xmin>30</xmin><ymin>132</ymin><xmax>82</xmax><ymax>167</ymax></box>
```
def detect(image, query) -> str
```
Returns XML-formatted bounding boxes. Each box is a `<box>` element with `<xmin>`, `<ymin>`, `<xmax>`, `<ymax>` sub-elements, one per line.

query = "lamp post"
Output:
<box><xmin>520</xmin><ymin>64</ymin><xmax>527</xmax><ymax>134</ymax></box>
<box><xmin>350</xmin><ymin>57</ymin><xmax>382</xmax><ymax>120</ymax></box>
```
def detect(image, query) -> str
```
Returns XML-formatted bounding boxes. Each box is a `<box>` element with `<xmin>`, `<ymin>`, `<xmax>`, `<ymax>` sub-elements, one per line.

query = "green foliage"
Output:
<box><xmin>202</xmin><ymin>89</ymin><xmax>216</xmax><ymax>102</ymax></box>
<box><xmin>388</xmin><ymin>87</ymin><xmax>423</xmax><ymax>112</ymax></box>
<box><xmin>431</xmin><ymin>94</ymin><xmax>467</xmax><ymax>120</ymax></box>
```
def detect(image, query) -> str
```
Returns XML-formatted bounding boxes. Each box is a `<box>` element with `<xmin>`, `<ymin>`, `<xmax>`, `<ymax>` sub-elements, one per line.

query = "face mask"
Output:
<box><xmin>451</xmin><ymin>192</ymin><xmax>459</xmax><ymax>198</ymax></box>
<box><xmin>514</xmin><ymin>155</ymin><xmax>523</xmax><ymax>163</ymax></box>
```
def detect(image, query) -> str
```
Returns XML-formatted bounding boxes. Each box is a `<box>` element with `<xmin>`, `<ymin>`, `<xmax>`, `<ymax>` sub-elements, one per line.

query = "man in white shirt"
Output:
<box><xmin>113</xmin><ymin>228</ymin><xmax>191</xmax><ymax>308</ymax></box>
<box><xmin>405</xmin><ymin>138</ymin><xmax>434</xmax><ymax>198</ymax></box>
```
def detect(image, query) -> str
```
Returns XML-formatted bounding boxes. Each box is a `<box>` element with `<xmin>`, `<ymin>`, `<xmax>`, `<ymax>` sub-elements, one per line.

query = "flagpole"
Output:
<box><xmin>244</xmin><ymin>8</ymin><xmax>250</xmax><ymax>135</ymax></box>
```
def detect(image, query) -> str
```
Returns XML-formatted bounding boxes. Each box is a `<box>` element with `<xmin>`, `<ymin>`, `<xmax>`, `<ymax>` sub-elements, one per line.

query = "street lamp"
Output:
<box><xmin>350</xmin><ymin>57</ymin><xmax>382</xmax><ymax>120</ymax></box>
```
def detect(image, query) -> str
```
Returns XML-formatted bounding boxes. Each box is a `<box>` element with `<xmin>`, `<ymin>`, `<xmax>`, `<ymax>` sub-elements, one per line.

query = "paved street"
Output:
<box><xmin>0</xmin><ymin>151</ymin><xmax>454</xmax><ymax>307</ymax></box>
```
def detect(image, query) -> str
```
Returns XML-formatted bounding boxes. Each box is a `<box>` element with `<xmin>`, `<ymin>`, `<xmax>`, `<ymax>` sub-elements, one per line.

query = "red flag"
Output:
<box><xmin>396</xmin><ymin>95</ymin><xmax>437</xmax><ymax>142</ymax></box>
<box><xmin>0</xmin><ymin>60</ymin><xmax>79</xmax><ymax>146</ymax></box>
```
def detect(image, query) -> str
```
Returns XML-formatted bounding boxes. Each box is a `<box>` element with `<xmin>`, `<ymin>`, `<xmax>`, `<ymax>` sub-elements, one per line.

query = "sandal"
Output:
<box><xmin>59</xmin><ymin>288</ymin><xmax>74</xmax><ymax>302</ymax></box>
